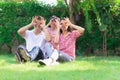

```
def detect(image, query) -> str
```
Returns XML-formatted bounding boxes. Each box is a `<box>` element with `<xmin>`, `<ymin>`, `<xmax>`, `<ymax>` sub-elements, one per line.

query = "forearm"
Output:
<box><xmin>43</xmin><ymin>28</ymin><xmax>51</xmax><ymax>42</ymax></box>
<box><xmin>17</xmin><ymin>23</ymin><xmax>33</xmax><ymax>36</ymax></box>
<box><xmin>54</xmin><ymin>29</ymin><xmax>60</xmax><ymax>44</ymax></box>
<box><xmin>70</xmin><ymin>24</ymin><xmax>85</xmax><ymax>34</ymax></box>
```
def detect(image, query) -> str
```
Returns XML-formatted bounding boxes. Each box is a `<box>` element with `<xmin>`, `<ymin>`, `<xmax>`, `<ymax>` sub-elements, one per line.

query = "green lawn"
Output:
<box><xmin>0</xmin><ymin>54</ymin><xmax>120</xmax><ymax>80</ymax></box>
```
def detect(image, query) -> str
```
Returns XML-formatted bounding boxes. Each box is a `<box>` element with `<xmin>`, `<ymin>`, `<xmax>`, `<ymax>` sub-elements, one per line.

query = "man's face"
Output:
<box><xmin>34</xmin><ymin>17</ymin><xmax>46</xmax><ymax>29</ymax></box>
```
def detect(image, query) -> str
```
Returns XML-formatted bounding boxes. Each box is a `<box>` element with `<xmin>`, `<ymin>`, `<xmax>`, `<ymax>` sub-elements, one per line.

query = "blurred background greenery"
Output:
<box><xmin>0</xmin><ymin>0</ymin><xmax>120</xmax><ymax>56</ymax></box>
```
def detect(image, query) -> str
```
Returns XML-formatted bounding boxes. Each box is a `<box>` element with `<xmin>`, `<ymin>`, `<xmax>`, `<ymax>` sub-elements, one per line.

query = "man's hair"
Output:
<box><xmin>35</xmin><ymin>16</ymin><xmax>45</xmax><ymax>20</ymax></box>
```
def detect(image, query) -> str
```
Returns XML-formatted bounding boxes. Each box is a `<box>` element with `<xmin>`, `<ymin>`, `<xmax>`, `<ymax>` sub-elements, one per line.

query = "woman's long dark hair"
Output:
<box><xmin>60</xmin><ymin>18</ymin><xmax>72</xmax><ymax>34</ymax></box>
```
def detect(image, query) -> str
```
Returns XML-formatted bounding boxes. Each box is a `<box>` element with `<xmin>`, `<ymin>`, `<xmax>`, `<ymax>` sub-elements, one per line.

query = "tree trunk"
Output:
<box><xmin>103</xmin><ymin>31</ymin><xmax>107</xmax><ymax>56</ymax></box>
<box><xmin>6</xmin><ymin>45</ymin><xmax>12</xmax><ymax>54</ymax></box>
<box><xmin>68</xmin><ymin>0</ymin><xmax>75</xmax><ymax>24</ymax></box>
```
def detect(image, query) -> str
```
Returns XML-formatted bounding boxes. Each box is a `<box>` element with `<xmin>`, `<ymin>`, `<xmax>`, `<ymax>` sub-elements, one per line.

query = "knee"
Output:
<box><xmin>45</xmin><ymin>42</ymin><xmax>51</xmax><ymax>48</ymax></box>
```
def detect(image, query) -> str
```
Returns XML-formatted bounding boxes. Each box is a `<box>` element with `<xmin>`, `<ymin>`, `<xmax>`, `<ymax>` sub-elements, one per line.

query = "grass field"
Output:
<box><xmin>0</xmin><ymin>54</ymin><xmax>120</xmax><ymax>80</ymax></box>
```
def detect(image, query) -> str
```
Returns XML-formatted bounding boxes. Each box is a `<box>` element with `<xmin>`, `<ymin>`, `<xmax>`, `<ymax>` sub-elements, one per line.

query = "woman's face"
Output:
<box><xmin>50</xmin><ymin>17</ymin><xmax>60</xmax><ymax>28</ymax></box>
<box><xmin>60</xmin><ymin>20</ymin><xmax>68</xmax><ymax>31</ymax></box>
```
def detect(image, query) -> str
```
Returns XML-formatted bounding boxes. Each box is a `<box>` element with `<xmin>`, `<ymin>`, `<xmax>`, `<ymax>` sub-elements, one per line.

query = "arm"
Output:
<box><xmin>65</xmin><ymin>18</ymin><xmax>85</xmax><ymax>34</ymax></box>
<box><xmin>70</xmin><ymin>24</ymin><xmax>85</xmax><ymax>34</ymax></box>
<box><xmin>44</xmin><ymin>20</ymin><xmax>51</xmax><ymax>29</ymax></box>
<box><xmin>42</xmin><ymin>27</ymin><xmax>51</xmax><ymax>42</ymax></box>
<box><xmin>54</xmin><ymin>27</ymin><xmax>60</xmax><ymax>44</ymax></box>
<box><xmin>17</xmin><ymin>23</ymin><xmax>33</xmax><ymax>37</ymax></box>
<box><xmin>17</xmin><ymin>17</ymin><xmax>36</xmax><ymax>37</ymax></box>
<box><xmin>54</xmin><ymin>20</ymin><xmax>60</xmax><ymax>44</ymax></box>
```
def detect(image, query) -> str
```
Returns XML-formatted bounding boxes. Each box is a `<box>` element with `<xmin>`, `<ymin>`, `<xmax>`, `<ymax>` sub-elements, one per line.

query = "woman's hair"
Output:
<box><xmin>48</xmin><ymin>15</ymin><xmax>60</xmax><ymax>28</ymax></box>
<box><xmin>60</xmin><ymin>18</ymin><xmax>72</xmax><ymax>33</ymax></box>
<box><xmin>50</xmin><ymin>15</ymin><xmax>60</xmax><ymax>21</ymax></box>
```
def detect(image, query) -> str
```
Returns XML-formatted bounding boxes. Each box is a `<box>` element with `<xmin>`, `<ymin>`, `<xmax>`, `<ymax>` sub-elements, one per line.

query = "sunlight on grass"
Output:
<box><xmin>0</xmin><ymin>54</ymin><xmax>120</xmax><ymax>80</ymax></box>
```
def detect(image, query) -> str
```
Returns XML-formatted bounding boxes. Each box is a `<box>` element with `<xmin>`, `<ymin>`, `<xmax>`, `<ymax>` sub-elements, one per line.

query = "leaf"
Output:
<box><xmin>99</xmin><ymin>24</ymin><xmax>107</xmax><ymax>31</ymax></box>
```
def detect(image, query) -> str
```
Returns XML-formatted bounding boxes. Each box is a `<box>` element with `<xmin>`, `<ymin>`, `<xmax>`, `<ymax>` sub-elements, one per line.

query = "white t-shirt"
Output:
<box><xmin>24</xmin><ymin>30</ymin><xmax>46</xmax><ymax>54</ymax></box>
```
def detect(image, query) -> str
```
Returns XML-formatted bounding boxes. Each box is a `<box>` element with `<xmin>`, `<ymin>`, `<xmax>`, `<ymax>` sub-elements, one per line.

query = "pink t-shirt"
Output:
<box><xmin>48</xmin><ymin>28</ymin><xmax>59</xmax><ymax>49</ymax></box>
<box><xmin>59</xmin><ymin>30</ymin><xmax>81</xmax><ymax>58</ymax></box>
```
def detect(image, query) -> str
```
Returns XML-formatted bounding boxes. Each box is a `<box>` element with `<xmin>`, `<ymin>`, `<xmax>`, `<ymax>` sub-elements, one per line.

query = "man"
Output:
<box><xmin>15</xmin><ymin>16</ymin><xmax>51</xmax><ymax>63</ymax></box>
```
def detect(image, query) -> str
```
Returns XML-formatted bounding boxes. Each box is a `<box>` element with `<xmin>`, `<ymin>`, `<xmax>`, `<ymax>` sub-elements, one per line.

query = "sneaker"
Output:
<box><xmin>39</xmin><ymin>59</ymin><xmax>52</xmax><ymax>66</ymax></box>
<box><xmin>51</xmin><ymin>61</ymin><xmax>59</xmax><ymax>65</ymax></box>
<box><xmin>39</xmin><ymin>59</ymin><xmax>59</xmax><ymax>66</ymax></box>
<box><xmin>14</xmin><ymin>51</ymin><xmax>22</xmax><ymax>63</ymax></box>
<box><xmin>18</xmin><ymin>48</ymin><xmax>30</xmax><ymax>62</ymax></box>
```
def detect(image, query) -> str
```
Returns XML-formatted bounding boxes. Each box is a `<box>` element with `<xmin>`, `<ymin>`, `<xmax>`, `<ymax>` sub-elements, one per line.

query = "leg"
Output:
<box><xmin>45</xmin><ymin>42</ymin><xmax>55</xmax><ymax>57</ymax></box>
<box><xmin>17</xmin><ymin>45</ymin><xmax>30</xmax><ymax>62</ymax></box>
<box><xmin>39</xmin><ymin>50</ymin><xmax>59</xmax><ymax>66</ymax></box>
<box><xmin>14</xmin><ymin>45</ymin><xmax>29</xmax><ymax>63</ymax></box>
<box><xmin>58</xmin><ymin>51</ymin><xmax>74</xmax><ymax>62</ymax></box>
<box><xmin>30</xmin><ymin>47</ymin><xmax>44</xmax><ymax>61</ymax></box>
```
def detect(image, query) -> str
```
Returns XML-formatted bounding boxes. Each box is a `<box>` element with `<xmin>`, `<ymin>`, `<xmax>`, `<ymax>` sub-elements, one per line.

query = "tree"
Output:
<box><xmin>61</xmin><ymin>0</ymin><xmax>120</xmax><ymax>56</ymax></box>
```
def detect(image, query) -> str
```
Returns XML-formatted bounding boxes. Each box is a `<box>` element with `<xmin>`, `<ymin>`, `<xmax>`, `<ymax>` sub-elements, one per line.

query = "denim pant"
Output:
<box><xmin>45</xmin><ymin>42</ymin><xmax>74</xmax><ymax>62</ymax></box>
<box><xmin>17</xmin><ymin>45</ymin><xmax>44</xmax><ymax>61</ymax></box>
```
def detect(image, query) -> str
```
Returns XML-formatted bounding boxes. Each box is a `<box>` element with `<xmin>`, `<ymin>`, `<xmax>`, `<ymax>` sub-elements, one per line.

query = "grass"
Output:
<box><xmin>0</xmin><ymin>54</ymin><xmax>120</xmax><ymax>80</ymax></box>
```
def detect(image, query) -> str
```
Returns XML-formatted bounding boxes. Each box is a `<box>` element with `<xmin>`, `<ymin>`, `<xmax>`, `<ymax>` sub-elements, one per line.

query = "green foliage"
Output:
<box><xmin>0</xmin><ymin>1</ymin><xmax>68</xmax><ymax>53</ymax></box>
<box><xmin>72</xmin><ymin>0</ymin><xmax>120</xmax><ymax>55</ymax></box>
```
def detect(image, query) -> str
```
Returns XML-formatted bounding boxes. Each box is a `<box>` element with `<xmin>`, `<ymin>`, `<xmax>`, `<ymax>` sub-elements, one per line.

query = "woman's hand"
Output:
<box><xmin>64</xmin><ymin>17</ymin><xmax>72</xmax><ymax>27</ymax></box>
<box><xmin>54</xmin><ymin>19</ymin><xmax>60</xmax><ymax>30</ymax></box>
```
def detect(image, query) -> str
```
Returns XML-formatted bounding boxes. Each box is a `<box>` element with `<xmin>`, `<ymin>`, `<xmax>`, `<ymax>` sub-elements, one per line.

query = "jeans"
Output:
<box><xmin>58</xmin><ymin>51</ymin><xmax>74</xmax><ymax>62</ymax></box>
<box><xmin>45</xmin><ymin>42</ymin><xmax>59</xmax><ymax>61</ymax></box>
<box><xmin>45</xmin><ymin>42</ymin><xmax>74</xmax><ymax>62</ymax></box>
<box><xmin>17</xmin><ymin>45</ymin><xmax>44</xmax><ymax>61</ymax></box>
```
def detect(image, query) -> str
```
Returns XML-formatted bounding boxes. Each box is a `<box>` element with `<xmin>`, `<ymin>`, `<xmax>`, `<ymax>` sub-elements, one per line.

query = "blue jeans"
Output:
<box><xmin>45</xmin><ymin>42</ymin><xmax>74</xmax><ymax>62</ymax></box>
<box><xmin>17</xmin><ymin>45</ymin><xmax>44</xmax><ymax>61</ymax></box>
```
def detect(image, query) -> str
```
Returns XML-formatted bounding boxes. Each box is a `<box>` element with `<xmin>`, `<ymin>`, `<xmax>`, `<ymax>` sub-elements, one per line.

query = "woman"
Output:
<box><xmin>39</xmin><ymin>16</ymin><xmax>60</xmax><ymax>65</ymax></box>
<box><xmin>58</xmin><ymin>18</ymin><xmax>85</xmax><ymax>62</ymax></box>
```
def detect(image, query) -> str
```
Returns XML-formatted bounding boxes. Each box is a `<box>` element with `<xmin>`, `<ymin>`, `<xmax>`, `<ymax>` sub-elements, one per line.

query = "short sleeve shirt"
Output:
<box><xmin>24</xmin><ymin>30</ymin><xmax>46</xmax><ymax>54</ymax></box>
<box><xmin>59</xmin><ymin>30</ymin><xmax>81</xmax><ymax>58</ymax></box>
<box><xmin>48</xmin><ymin>28</ymin><xmax>59</xmax><ymax>49</ymax></box>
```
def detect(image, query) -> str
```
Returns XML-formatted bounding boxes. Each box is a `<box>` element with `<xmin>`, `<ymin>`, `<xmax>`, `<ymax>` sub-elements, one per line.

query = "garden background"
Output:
<box><xmin>0</xmin><ymin>0</ymin><xmax>120</xmax><ymax>80</ymax></box>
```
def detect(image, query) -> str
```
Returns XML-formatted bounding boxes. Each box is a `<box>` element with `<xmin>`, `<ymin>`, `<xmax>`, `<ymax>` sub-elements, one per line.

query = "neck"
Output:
<box><xmin>62</xmin><ymin>30</ymin><xmax>68</xmax><ymax>36</ymax></box>
<box><xmin>34</xmin><ymin>28</ymin><xmax>42</xmax><ymax>35</ymax></box>
<box><xmin>51</xmin><ymin>26</ymin><xmax>56</xmax><ymax>31</ymax></box>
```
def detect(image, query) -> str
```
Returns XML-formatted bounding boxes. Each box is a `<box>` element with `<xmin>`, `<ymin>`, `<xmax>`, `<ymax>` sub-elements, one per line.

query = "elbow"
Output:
<box><xmin>82</xmin><ymin>28</ymin><xmax>85</xmax><ymax>33</ymax></box>
<box><xmin>17</xmin><ymin>29</ymin><xmax>21</xmax><ymax>35</ymax></box>
<box><xmin>54</xmin><ymin>41</ymin><xmax>59</xmax><ymax>44</ymax></box>
<box><xmin>46</xmin><ymin>37</ymin><xmax>51</xmax><ymax>42</ymax></box>
<box><xmin>79</xmin><ymin>28</ymin><xmax>85</xmax><ymax>34</ymax></box>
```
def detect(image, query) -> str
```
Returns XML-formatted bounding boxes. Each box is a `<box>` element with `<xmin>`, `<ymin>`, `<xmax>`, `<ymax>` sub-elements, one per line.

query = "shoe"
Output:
<box><xmin>18</xmin><ymin>48</ymin><xmax>30</xmax><ymax>62</ymax></box>
<box><xmin>14</xmin><ymin>52</ymin><xmax>27</xmax><ymax>63</ymax></box>
<box><xmin>39</xmin><ymin>59</ymin><xmax>52</xmax><ymax>66</ymax></box>
<box><xmin>14</xmin><ymin>51</ymin><xmax>22</xmax><ymax>63</ymax></box>
<box><xmin>39</xmin><ymin>59</ymin><xmax>59</xmax><ymax>66</ymax></box>
<box><xmin>51</xmin><ymin>61</ymin><xmax>59</xmax><ymax>65</ymax></box>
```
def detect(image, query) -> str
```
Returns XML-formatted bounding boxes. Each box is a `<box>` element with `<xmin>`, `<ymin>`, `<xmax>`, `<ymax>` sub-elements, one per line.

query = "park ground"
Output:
<box><xmin>0</xmin><ymin>54</ymin><xmax>120</xmax><ymax>80</ymax></box>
